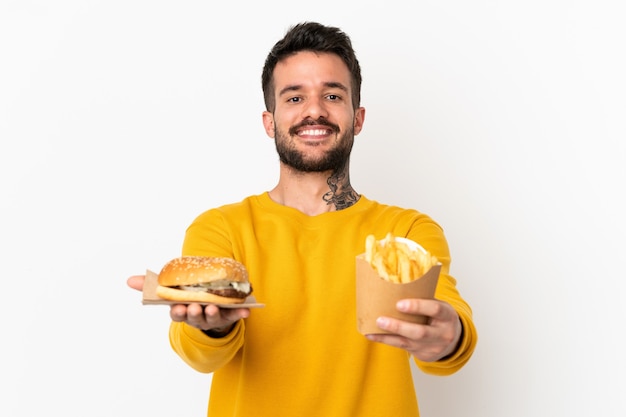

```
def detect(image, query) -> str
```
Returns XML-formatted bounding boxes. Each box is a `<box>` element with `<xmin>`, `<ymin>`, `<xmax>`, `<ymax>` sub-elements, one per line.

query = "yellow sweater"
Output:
<box><xmin>170</xmin><ymin>193</ymin><xmax>477</xmax><ymax>417</ymax></box>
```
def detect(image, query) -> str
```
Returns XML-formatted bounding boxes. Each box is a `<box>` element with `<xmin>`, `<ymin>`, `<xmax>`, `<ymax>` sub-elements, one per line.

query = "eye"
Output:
<box><xmin>326</xmin><ymin>94</ymin><xmax>340</xmax><ymax>101</ymax></box>
<box><xmin>287</xmin><ymin>96</ymin><xmax>302</xmax><ymax>103</ymax></box>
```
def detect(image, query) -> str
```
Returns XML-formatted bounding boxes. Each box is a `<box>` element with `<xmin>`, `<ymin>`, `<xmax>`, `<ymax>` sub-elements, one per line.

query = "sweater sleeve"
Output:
<box><xmin>413</xmin><ymin>275</ymin><xmax>478</xmax><ymax>375</ymax></box>
<box><xmin>168</xmin><ymin>320</ymin><xmax>245</xmax><ymax>374</ymax></box>
<box><xmin>167</xmin><ymin>207</ymin><xmax>246</xmax><ymax>373</ymax></box>
<box><xmin>405</xmin><ymin>214</ymin><xmax>478</xmax><ymax>375</ymax></box>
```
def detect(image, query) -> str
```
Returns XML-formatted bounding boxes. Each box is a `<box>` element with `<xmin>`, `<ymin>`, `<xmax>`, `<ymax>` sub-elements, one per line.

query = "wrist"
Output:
<box><xmin>202</xmin><ymin>323</ymin><xmax>235</xmax><ymax>339</ymax></box>
<box><xmin>439</xmin><ymin>319</ymin><xmax>464</xmax><ymax>360</ymax></box>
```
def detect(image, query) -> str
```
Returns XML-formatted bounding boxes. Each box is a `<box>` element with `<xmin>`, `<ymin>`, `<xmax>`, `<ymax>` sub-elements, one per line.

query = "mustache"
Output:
<box><xmin>288</xmin><ymin>118</ymin><xmax>340</xmax><ymax>135</ymax></box>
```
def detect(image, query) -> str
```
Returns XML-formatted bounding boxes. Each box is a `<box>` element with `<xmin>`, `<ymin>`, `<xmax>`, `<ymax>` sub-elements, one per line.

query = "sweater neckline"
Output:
<box><xmin>255</xmin><ymin>191</ymin><xmax>371</xmax><ymax>220</ymax></box>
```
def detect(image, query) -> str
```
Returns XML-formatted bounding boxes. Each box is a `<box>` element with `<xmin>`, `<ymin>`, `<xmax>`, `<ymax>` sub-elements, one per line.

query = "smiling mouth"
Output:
<box><xmin>290</xmin><ymin>118</ymin><xmax>340</xmax><ymax>138</ymax></box>
<box><xmin>298</xmin><ymin>128</ymin><xmax>332</xmax><ymax>137</ymax></box>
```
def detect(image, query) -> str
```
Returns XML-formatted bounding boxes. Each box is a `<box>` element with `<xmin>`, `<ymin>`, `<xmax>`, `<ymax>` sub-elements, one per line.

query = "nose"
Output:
<box><xmin>301</xmin><ymin>96</ymin><xmax>329</xmax><ymax>121</ymax></box>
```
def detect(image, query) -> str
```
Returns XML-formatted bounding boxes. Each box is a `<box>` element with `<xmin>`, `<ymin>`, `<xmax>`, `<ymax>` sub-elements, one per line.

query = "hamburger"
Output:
<box><xmin>156</xmin><ymin>256</ymin><xmax>252</xmax><ymax>304</ymax></box>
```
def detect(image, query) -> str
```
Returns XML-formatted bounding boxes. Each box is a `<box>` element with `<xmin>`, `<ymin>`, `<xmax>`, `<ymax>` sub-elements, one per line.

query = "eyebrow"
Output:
<box><xmin>278</xmin><ymin>81</ymin><xmax>349</xmax><ymax>97</ymax></box>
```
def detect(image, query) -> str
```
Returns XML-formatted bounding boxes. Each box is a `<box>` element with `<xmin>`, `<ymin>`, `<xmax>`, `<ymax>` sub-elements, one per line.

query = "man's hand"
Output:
<box><xmin>171</xmin><ymin>303</ymin><xmax>250</xmax><ymax>332</ymax></box>
<box><xmin>366</xmin><ymin>298</ymin><xmax>463</xmax><ymax>362</ymax></box>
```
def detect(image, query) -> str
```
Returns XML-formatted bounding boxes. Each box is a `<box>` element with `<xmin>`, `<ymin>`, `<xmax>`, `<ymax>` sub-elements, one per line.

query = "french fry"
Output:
<box><xmin>371</xmin><ymin>252</ymin><xmax>390</xmax><ymax>281</ymax></box>
<box><xmin>364</xmin><ymin>233</ymin><xmax>438</xmax><ymax>283</ymax></box>
<box><xmin>397</xmin><ymin>250</ymin><xmax>412</xmax><ymax>283</ymax></box>
<box><xmin>365</xmin><ymin>234</ymin><xmax>376</xmax><ymax>264</ymax></box>
<box><xmin>384</xmin><ymin>243</ymin><xmax>398</xmax><ymax>277</ymax></box>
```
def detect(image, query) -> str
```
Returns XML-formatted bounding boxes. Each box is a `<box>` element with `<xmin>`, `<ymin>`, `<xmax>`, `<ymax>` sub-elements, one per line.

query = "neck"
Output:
<box><xmin>269</xmin><ymin>163</ymin><xmax>360</xmax><ymax>216</ymax></box>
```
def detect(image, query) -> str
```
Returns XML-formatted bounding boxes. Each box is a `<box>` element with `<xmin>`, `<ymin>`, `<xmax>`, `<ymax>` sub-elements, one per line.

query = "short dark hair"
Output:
<box><xmin>261</xmin><ymin>22</ymin><xmax>362</xmax><ymax>112</ymax></box>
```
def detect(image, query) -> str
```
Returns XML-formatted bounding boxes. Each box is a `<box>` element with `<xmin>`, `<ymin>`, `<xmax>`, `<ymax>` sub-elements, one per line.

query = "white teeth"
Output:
<box><xmin>300</xmin><ymin>129</ymin><xmax>327</xmax><ymax>136</ymax></box>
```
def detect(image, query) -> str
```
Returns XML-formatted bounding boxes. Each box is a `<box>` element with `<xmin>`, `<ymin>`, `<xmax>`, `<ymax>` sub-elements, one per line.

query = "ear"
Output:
<box><xmin>353</xmin><ymin>107</ymin><xmax>366</xmax><ymax>136</ymax></box>
<box><xmin>262</xmin><ymin>111</ymin><xmax>275</xmax><ymax>138</ymax></box>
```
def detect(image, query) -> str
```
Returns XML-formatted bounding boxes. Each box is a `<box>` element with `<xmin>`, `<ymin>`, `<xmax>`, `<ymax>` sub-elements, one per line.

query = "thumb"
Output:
<box><xmin>127</xmin><ymin>275</ymin><xmax>145</xmax><ymax>291</ymax></box>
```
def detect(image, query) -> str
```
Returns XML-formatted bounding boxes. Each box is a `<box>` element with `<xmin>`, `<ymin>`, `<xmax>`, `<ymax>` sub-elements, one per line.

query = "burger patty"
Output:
<box><xmin>207</xmin><ymin>288</ymin><xmax>250</xmax><ymax>298</ymax></box>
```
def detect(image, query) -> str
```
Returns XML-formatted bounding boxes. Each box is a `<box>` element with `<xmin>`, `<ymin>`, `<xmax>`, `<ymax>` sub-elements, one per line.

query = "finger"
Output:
<box><xmin>365</xmin><ymin>324</ymin><xmax>419</xmax><ymax>353</ymax></box>
<box><xmin>187</xmin><ymin>303</ymin><xmax>206</xmax><ymax>320</ymax></box>
<box><xmin>396</xmin><ymin>299</ymin><xmax>448</xmax><ymax>320</ymax></box>
<box><xmin>223</xmin><ymin>307</ymin><xmax>251</xmax><ymax>322</ymax></box>
<box><xmin>181</xmin><ymin>303</ymin><xmax>211</xmax><ymax>329</ymax></box>
<box><xmin>203</xmin><ymin>304</ymin><xmax>221</xmax><ymax>320</ymax></box>
<box><xmin>170</xmin><ymin>304</ymin><xmax>190</xmax><ymax>321</ymax></box>
<box><xmin>376</xmin><ymin>316</ymin><xmax>428</xmax><ymax>340</ymax></box>
<box><xmin>126</xmin><ymin>275</ymin><xmax>145</xmax><ymax>291</ymax></box>
<box><xmin>205</xmin><ymin>305</ymin><xmax>250</xmax><ymax>326</ymax></box>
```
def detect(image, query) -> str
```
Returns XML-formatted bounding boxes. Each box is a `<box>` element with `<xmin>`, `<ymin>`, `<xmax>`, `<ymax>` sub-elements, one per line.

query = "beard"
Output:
<box><xmin>274</xmin><ymin>118</ymin><xmax>355</xmax><ymax>173</ymax></box>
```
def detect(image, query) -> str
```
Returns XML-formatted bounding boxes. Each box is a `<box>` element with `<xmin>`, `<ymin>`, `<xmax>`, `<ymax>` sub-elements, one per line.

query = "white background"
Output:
<box><xmin>1</xmin><ymin>1</ymin><xmax>625</xmax><ymax>416</ymax></box>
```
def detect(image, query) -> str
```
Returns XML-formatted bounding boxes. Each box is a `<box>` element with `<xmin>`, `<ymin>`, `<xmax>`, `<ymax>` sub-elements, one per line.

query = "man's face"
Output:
<box><xmin>262</xmin><ymin>51</ymin><xmax>365</xmax><ymax>172</ymax></box>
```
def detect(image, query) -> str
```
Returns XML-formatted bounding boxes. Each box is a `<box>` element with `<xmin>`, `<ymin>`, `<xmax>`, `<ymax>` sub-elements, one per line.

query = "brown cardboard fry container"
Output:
<box><xmin>356</xmin><ymin>239</ymin><xmax>441</xmax><ymax>335</ymax></box>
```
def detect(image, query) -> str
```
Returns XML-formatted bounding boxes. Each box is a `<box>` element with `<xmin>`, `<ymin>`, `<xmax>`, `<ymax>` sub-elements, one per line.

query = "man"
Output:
<box><xmin>128</xmin><ymin>21</ymin><xmax>477</xmax><ymax>417</ymax></box>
